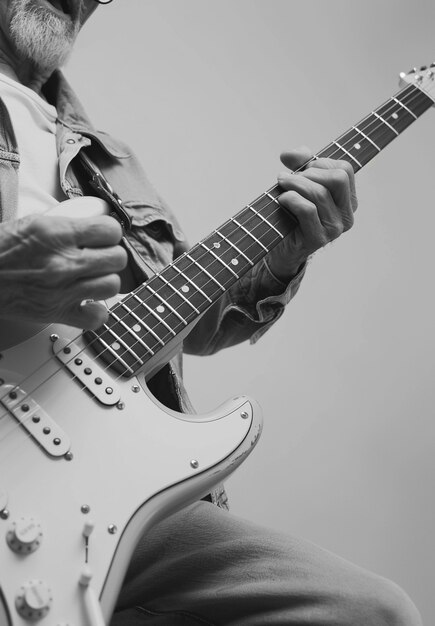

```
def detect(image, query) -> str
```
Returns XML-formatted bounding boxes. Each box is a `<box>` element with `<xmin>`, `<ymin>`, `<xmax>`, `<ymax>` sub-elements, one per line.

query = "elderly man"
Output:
<box><xmin>0</xmin><ymin>1</ymin><xmax>422</xmax><ymax>625</ymax></box>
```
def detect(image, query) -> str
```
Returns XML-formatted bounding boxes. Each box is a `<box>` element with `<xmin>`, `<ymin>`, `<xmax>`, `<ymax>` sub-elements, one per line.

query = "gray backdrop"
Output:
<box><xmin>67</xmin><ymin>1</ymin><xmax>435</xmax><ymax>622</ymax></box>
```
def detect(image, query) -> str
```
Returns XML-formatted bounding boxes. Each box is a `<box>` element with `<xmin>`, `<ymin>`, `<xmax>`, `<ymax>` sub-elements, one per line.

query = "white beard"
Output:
<box><xmin>9</xmin><ymin>0</ymin><xmax>80</xmax><ymax>72</ymax></box>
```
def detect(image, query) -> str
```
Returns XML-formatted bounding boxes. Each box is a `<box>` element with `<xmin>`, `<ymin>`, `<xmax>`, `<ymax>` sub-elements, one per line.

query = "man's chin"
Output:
<box><xmin>9</xmin><ymin>0</ymin><xmax>79</xmax><ymax>73</ymax></box>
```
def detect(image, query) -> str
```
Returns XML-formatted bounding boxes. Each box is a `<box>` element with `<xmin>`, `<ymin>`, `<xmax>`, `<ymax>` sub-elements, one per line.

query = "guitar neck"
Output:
<box><xmin>88</xmin><ymin>81</ymin><xmax>434</xmax><ymax>377</ymax></box>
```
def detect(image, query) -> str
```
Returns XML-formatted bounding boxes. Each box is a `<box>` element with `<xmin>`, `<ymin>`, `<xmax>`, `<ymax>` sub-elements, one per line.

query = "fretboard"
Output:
<box><xmin>86</xmin><ymin>82</ymin><xmax>434</xmax><ymax>377</ymax></box>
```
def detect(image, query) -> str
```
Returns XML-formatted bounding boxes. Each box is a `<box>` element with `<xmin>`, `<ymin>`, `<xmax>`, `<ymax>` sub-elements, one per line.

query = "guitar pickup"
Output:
<box><xmin>0</xmin><ymin>383</ymin><xmax>71</xmax><ymax>457</ymax></box>
<box><xmin>53</xmin><ymin>338</ymin><xmax>121</xmax><ymax>406</ymax></box>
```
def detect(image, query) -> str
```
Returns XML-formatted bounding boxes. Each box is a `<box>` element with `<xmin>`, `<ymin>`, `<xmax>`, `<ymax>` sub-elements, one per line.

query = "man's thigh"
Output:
<box><xmin>111</xmin><ymin>501</ymin><xmax>421</xmax><ymax>626</ymax></box>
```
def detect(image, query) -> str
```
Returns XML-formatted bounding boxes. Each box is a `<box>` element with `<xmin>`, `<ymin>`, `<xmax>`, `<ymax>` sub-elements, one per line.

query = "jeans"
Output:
<box><xmin>111</xmin><ymin>501</ymin><xmax>422</xmax><ymax>625</ymax></box>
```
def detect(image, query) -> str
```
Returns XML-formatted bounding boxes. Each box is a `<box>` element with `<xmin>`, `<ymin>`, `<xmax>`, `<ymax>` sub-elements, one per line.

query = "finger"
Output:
<box><xmin>278</xmin><ymin>191</ymin><xmax>327</xmax><ymax>248</ymax></box>
<box><xmin>278</xmin><ymin>172</ymin><xmax>352</xmax><ymax>239</ymax></box>
<box><xmin>72</xmin><ymin>273</ymin><xmax>122</xmax><ymax>302</ymax></box>
<box><xmin>76</xmin><ymin>245</ymin><xmax>128</xmax><ymax>278</ymax></box>
<box><xmin>280</xmin><ymin>146</ymin><xmax>315</xmax><ymax>172</ymax></box>
<box><xmin>306</xmin><ymin>158</ymin><xmax>357</xmax><ymax>212</ymax></box>
<box><xmin>74</xmin><ymin>215</ymin><xmax>123</xmax><ymax>248</ymax></box>
<box><xmin>69</xmin><ymin>300</ymin><xmax>110</xmax><ymax>330</ymax></box>
<box><xmin>280</xmin><ymin>168</ymin><xmax>354</xmax><ymax>232</ymax></box>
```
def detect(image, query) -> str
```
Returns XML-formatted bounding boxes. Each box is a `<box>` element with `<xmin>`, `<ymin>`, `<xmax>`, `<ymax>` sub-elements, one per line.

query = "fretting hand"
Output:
<box><xmin>267</xmin><ymin>146</ymin><xmax>358</xmax><ymax>282</ymax></box>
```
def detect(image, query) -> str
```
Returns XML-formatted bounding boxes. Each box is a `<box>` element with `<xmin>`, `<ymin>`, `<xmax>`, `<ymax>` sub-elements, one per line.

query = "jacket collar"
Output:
<box><xmin>43</xmin><ymin>70</ymin><xmax>130</xmax><ymax>158</ymax></box>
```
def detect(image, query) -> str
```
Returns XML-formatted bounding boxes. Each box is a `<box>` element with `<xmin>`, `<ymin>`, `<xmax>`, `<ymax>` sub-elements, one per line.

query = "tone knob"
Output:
<box><xmin>15</xmin><ymin>580</ymin><xmax>52</xmax><ymax>621</ymax></box>
<box><xmin>6</xmin><ymin>518</ymin><xmax>43</xmax><ymax>554</ymax></box>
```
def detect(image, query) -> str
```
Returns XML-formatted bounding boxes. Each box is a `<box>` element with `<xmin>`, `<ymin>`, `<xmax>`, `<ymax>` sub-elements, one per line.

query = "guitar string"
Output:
<box><xmin>0</xmin><ymin>82</ymin><xmax>424</xmax><ymax>446</ymax></box>
<box><xmin>78</xmin><ymin>82</ymin><xmax>425</xmax><ymax>357</ymax></box>
<box><xmin>0</xmin><ymin>84</ymin><xmax>428</xmax><ymax>450</ymax></box>
<box><xmin>0</xmin><ymin>81</ymin><xmax>424</xmax><ymax>409</ymax></box>
<box><xmin>0</xmin><ymin>83</ymin><xmax>429</xmax><ymax>458</ymax></box>
<box><xmin>81</xmin><ymin>82</ymin><xmax>424</xmax><ymax>359</ymax></box>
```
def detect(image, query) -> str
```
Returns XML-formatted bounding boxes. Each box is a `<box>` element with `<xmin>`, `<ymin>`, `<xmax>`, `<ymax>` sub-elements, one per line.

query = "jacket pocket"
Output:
<box><xmin>123</xmin><ymin>201</ymin><xmax>187</xmax><ymax>273</ymax></box>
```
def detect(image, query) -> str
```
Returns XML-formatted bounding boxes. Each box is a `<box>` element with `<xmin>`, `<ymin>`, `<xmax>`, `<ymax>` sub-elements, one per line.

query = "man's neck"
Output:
<box><xmin>0</xmin><ymin>52</ymin><xmax>51</xmax><ymax>95</ymax></box>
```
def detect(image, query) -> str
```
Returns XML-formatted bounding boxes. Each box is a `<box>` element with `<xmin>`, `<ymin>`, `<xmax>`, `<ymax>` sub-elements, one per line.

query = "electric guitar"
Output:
<box><xmin>0</xmin><ymin>66</ymin><xmax>433</xmax><ymax>626</ymax></box>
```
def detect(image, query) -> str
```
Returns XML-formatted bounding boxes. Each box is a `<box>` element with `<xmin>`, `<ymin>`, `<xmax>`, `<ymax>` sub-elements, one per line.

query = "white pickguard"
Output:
<box><xmin>0</xmin><ymin>198</ymin><xmax>263</xmax><ymax>625</ymax></box>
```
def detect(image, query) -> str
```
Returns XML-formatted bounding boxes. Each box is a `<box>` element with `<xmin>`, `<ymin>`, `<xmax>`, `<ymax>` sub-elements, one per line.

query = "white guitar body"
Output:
<box><xmin>0</xmin><ymin>199</ymin><xmax>262</xmax><ymax>625</ymax></box>
<box><xmin>1</xmin><ymin>64</ymin><xmax>433</xmax><ymax>626</ymax></box>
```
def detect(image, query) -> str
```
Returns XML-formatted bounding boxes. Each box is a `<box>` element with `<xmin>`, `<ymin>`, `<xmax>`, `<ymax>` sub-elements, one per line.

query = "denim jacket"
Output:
<box><xmin>0</xmin><ymin>71</ymin><xmax>306</xmax><ymax>507</ymax></box>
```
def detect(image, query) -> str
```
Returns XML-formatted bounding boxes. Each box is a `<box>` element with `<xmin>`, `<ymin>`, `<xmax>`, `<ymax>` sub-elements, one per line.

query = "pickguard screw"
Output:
<box><xmin>117</xmin><ymin>402</ymin><xmax>125</xmax><ymax>410</ymax></box>
<box><xmin>50</xmin><ymin>334</ymin><xmax>59</xmax><ymax>343</ymax></box>
<box><xmin>0</xmin><ymin>509</ymin><xmax>10</xmax><ymax>520</ymax></box>
<box><xmin>108</xmin><ymin>524</ymin><xmax>117</xmax><ymax>534</ymax></box>
<box><xmin>81</xmin><ymin>505</ymin><xmax>90</xmax><ymax>514</ymax></box>
<box><xmin>65</xmin><ymin>451</ymin><xmax>74</xmax><ymax>461</ymax></box>
<box><xmin>190</xmin><ymin>459</ymin><xmax>199</xmax><ymax>469</ymax></box>
<box><xmin>132</xmin><ymin>384</ymin><xmax>140</xmax><ymax>393</ymax></box>
<box><xmin>241</xmin><ymin>411</ymin><xmax>249</xmax><ymax>419</ymax></box>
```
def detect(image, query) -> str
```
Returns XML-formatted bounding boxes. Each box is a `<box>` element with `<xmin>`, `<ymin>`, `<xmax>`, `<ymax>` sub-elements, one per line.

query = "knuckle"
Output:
<box><xmin>343</xmin><ymin>214</ymin><xmax>355</xmax><ymax>231</ymax></box>
<box><xmin>105</xmin><ymin>273</ymin><xmax>121</xmax><ymax>296</ymax></box>
<box><xmin>44</xmin><ymin>256</ymin><xmax>69</xmax><ymax>285</ymax></box>
<box><xmin>331</xmin><ymin>168</ymin><xmax>349</xmax><ymax>187</ymax></box>
<box><xmin>277</xmin><ymin>171</ymin><xmax>294</xmax><ymax>188</ymax></box>
<box><xmin>317</xmin><ymin>186</ymin><xmax>330</xmax><ymax>204</ymax></box>
<box><xmin>328</xmin><ymin>221</ymin><xmax>344</xmax><ymax>239</ymax></box>
<box><xmin>115</xmin><ymin>245</ymin><xmax>128</xmax><ymax>269</ymax></box>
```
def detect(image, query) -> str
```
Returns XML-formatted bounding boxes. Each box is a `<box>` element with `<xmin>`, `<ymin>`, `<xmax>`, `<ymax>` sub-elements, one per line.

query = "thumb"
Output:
<box><xmin>71</xmin><ymin>300</ymin><xmax>109</xmax><ymax>330</ymax></box>
<box><xmin>280</xmin><ymin>146</ymin><xmax>314</xmax><ymax>172</ymax></box>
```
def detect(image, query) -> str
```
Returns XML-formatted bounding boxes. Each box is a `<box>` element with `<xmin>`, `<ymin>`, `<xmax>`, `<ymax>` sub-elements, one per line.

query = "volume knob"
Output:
<box><xmin>15</xmin><ymin>580</ymin><xmax>52</xmax><ymax>621</ymax></box>
<box><xmin>6</xmin><ymin>518</ymin><xmax>42</xmax><ymax>554</ymax></box>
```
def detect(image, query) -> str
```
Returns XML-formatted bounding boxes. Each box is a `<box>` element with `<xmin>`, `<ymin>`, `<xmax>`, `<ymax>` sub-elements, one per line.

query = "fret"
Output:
<box><xmin>156</xmin><ymin>272</ymin><xmax>200</xmax><ymax>314</ymax></box>
<box><xmin>265</xmin><ymin>192</ymin><xmax>280</xmax><ymax>206</ymax></box>
<box><xmin>352</xmin><ymin>126</ymin><xmax>381</xmax><ymax>152</ymax></box>
<box><xmin>145</xmin><ymin>283</ymin><xmax>188</xmax><ymax>326</ymax></box>
<box><xmin>392</xmin><ymin>97</ymin><xmax>417</xmax><ymax>120</ymax></box>
<box><xmin>247</xmin><ymin>204</ymin><xmax>285</xmax><ymax>239</ymax></box>
<box><xmin>132</xmin><ymin>293</ymin><xmax>176</xmax><ymax>336</ymax></box>
<box><xmin>85</xmin><ymin>77</ymin><xmax>435</xmax><ymax>378</ymax></box>
<box><xmin>215</xmin><ymin>229</ymin><xmax>254</xmax><ymax>266</ymax></box>
<box><xmin>317</xmin><ymin>143</ymin><xmax>338</xmax><ymax>159</ymax></box>
<box><xmin>358</xmin><ymin>113</ymin><xmax>394</xmax><ymax>150</ymax></box>
<box><xmin>373</xmin><ymin>111</ymin><xmax>399</xmax><ymax>136</ymax></box>
<box><xmin>400</xmin><ymin>84</ymin><xmax>434</xmax><ymax>117</ymax></box>
<box><xmin>91</xmin><ymin>331</ymin><xmax>135</xmax><ymax>376</ymax></box>
<box><xmin>186</xmin><ymin>253</ymin><xmax>226</xmax><ymax>292</ymax></box>
<box><xmin>172</xmin><ymin>264</ymin><xmax>212</xmax><ymax>303</ymax></box>
<box><xmin>232</xmin><ymin>207</ymin><xmax>277</xmax><ymax>249</ymax></box>
<box><xmin>332</xmin><ymin>140</ymin><xmax>362</xmax><ymax>170</ymax></box>
<box><xmin>231</xmin><ymin>218</ymin><xmax>269</xmax><ymax>252</ymax></box>
<box><xmin>334</xmin><ymin>128</ymin><xmax>378</xmax><ymax>170</ymax></box>
<box><xmin>200</xmin><ymin>242</ymin><xmax>240</xmax><ymax>278</ymax></box>
<box><xmin>119</xmin><ymin>300</ymin><xmax>166</xmax><ymax>347</ymax></box>
<box><xmin>102</xmin><ymin>322</ymin><xmax>144</xmax><ymax>368</ymax></box>
<box><xmin>175</xmin><ymin>249</ymin><xmax>223</xmax><ymax>299</ymax></box>
<box><xmin>109</xmin><ymin>310</ymin><xmax>155</xmax><ymax>356</ymax></box>
<box><xmin>377</xmin><ymin>99</ymin><xmax>415</xmax><ymax>135</ymax></box>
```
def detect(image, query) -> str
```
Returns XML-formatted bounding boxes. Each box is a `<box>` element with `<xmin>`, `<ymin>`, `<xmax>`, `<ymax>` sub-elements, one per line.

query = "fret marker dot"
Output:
<box><xmin>354</xmin><ymin>142</ymin><xmax>361</xmax><ymax>150</ymax></box>
<box><xmin>392</xmin><ymin>112</ymin><xmax>399</xmax><ymax>120</ymax></box>
<box><xmin>181</xmin><ymin>285</ymin><xmax>190</xmax><ymax>293</ymax></box>
<box><xmin>231</xmin><ymin>258</ymin><xmax>239</xmax><ymax>266</ymax></box>
<box><xmin>156</xmin><ymin>305</ymin><xmax>165</xmax><ymax>313</ymax></box>
<box><xmin>133</xmin><ymin>324</ymin><xmax>141</xmax><ymax>332</ymax></box>
<box><xmin>213</xmin><ymin>242</ymin><xmax>221</xmax><ymax>249</ymax></box>
<box><xmin>111</xmin><ymin>342</ymin><xmax>121</xmax><ymax>351</ymax></box>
